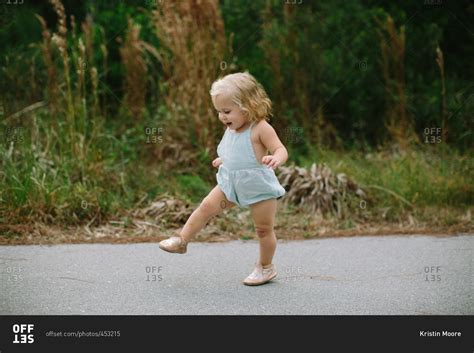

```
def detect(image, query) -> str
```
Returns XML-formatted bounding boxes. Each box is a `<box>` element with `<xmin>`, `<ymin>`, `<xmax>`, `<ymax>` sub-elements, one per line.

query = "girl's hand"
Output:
<box><xmin>262</xmin><ymin>155</ymin><xmax>281</xmax><ymax>169</ymax></box>
<box><xmin>212</xmin><ymin>157</ymin><xmax>223</xmax><ymax>168</ymax></box>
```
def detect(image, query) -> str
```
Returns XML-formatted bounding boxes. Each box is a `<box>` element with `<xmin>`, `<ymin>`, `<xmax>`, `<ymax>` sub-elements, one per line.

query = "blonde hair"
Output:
<box><xmin>210</xmin><ymin>72</ymin><xmax>273</xmax><ymax>122</ymax></box>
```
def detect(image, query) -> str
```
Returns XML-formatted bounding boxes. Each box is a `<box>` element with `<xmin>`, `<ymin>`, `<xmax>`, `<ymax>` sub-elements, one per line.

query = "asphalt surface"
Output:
<box><xmin>0</xmin><ymin>234</ymin><xmax>472</xmax><ymax>315</ymax></box>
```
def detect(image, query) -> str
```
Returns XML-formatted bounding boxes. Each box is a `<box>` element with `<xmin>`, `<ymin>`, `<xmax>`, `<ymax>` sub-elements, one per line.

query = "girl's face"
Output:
<box><xmin>212</xmin><ymin>94</ymin><xmax>249</xmax><ymax>132</ymax></box>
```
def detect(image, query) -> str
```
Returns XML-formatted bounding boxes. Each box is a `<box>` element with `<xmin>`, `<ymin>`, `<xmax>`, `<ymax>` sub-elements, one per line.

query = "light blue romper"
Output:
<box><xmin>216</xmin><ymin>122</ymin><xmax>286</xmax><ymax>207</ymax></box>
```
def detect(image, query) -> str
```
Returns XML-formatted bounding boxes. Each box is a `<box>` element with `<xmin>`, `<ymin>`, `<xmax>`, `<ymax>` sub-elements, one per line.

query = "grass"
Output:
<box><xmin>176</xmin><ymin>175</ymin><xmax>211</xmax><ymax>203</ymax></box>
<box><xmin>1</xmin><ymin>117</ymin><xmax>471</xmax><ymax>236</ymax></box>
<box><xmin>0</xmin><ymin>113</ymin><xmax>474</xmax><ymax>232</ymax></box>
<box><xmin>295</xmin><ymin>145</ymin><xmax>472</xmax><ymax>211</ymax></box>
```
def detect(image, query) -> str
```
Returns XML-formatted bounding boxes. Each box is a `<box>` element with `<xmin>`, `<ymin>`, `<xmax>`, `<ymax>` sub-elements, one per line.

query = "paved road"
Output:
<box><xmin>0</xmin><ymin>235</ymin><xmax>472</xmax><ymax>315</ymax></box>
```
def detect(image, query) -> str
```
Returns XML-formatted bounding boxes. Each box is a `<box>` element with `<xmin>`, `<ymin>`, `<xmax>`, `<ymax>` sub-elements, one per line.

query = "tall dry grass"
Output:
<box><xmin>36</xmin><ymin>14</ymin><xmax>59</xmax><ymax>125</ymax></box>
<box><xmin>436</xmin><ymin>46</ymin><xmax>448</xmax><ymax>143</ymax></box>
<box><xmin>119</xmin><ymin>18</ymin><xmax>148</xmax><ymax>120</ymax></box>
<box><xmin>376</xmin><ymin>15</ymin><xmax>418</xmax><ymax>151</ymax></box>
<box><xmin>99</xmin><ymin>27</ymin><xmax>108</xmax><ymax>119</ymax></box>
<box><xmin>49</xmin><ymin>0</ymin><xmax>75</xmax><ymax>149</ymax></box>
<box><xmin>33</xmin><ymin>0</ymin><xmax>106</xmax><ymax>164</ymax></box>
<box><xmin>79</xmin><ymin>14</ymin><xmax>99</xmax><ymax>120</ymax></box>
<box><xmin>152</xmin><ymin>0</ymin><xmax>228</xmax><ymax>150</ymax></box>
<box><xmin>1</xmin><ymin>0</ymin><xmax>114</xmax><ymax>225</ymax></box>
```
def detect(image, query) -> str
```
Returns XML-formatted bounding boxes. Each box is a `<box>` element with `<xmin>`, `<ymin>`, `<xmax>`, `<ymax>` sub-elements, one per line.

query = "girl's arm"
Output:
<box><xmin>259</xmin><ymin>121</ymin><xmax>288</xmax><ymax>169</ymax></box>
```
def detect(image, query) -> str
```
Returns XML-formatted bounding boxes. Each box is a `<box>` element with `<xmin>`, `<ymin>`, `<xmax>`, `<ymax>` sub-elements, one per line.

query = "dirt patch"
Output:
<box><xmin>0</xmin><ymin>221</ymin><xmax>471</xmax><ymax>246</ymax></box>
<box><xmin>1</xmin><ymin>202</ymin><xmax>472</xmax><ymax>245</ymax></box>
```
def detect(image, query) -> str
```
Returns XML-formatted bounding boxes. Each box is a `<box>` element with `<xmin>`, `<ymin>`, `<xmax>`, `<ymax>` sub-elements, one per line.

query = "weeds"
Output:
<box><xmin>376</xmin><ymin>15</ymin><xmax>418</xmax><ymax>150</ymax></box>
<box><xmin>152</xmin><ymin>0</ymin><xmax>228</xmax><ymax>151</ymax></box>
<box><xmin>0</xmin><ymin>1</ymin><xmax>471</xmax><ymax>240</ymax></box>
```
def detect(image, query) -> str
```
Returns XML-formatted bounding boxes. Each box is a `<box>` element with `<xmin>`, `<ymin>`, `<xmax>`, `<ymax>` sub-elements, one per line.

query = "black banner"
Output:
<box><xmin>0</xmin><ymin>315</ymin><xmax>472</xmax><ymax>352</ymax></box>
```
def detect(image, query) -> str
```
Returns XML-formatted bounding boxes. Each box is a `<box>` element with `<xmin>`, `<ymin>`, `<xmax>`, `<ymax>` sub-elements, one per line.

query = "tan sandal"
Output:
<box><xmin>159</xmin><ymin>236</ymin><xmax>188</xmax><ymax>254</ymax></box>
<box><xmin>243</xmin><ymin>263</ymin><xmax>277</xmax><ymax>286</ymax></box>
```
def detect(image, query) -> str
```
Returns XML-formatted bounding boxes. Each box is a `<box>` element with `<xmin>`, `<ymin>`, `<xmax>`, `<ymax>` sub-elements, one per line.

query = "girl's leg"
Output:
<box><xmin>249</xmin><ymin>198</ymin><xmax>277</xmax><ymax>266</ymax></box>
<box><xmin>179</xmin><ymin>185</ymin><xmax>235</xmax><ymax>242</ymax></box>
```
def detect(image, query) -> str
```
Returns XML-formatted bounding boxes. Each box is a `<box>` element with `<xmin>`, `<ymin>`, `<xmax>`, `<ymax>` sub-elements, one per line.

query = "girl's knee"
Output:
<box><xmin>255</xmin><ymin>225</ymin><xmax>274</xmax><ymax>238</ymax></box>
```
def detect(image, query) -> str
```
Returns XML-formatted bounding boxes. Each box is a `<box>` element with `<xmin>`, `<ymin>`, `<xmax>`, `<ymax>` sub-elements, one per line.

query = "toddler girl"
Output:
<box><xmin>159</xmin><ymin>72</ymin><xmax>288</xmax><ymax>286</ymax></box>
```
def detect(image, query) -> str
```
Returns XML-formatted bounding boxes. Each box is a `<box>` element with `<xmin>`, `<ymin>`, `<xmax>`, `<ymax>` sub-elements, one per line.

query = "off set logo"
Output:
<box><xmin>13</xmin><ymin>324</ymin><xmax>34</xmax><ymax>344</ymax></box>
